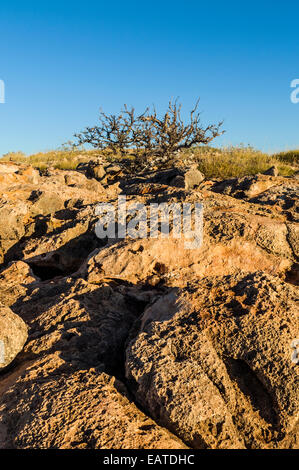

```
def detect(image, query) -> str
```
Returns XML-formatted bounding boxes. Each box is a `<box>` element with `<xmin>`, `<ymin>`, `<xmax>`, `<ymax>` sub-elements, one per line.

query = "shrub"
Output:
<box><xmin>74</xmin><ymin>99</ymin><xmax>224</xmax><ymax>169</ymax></box>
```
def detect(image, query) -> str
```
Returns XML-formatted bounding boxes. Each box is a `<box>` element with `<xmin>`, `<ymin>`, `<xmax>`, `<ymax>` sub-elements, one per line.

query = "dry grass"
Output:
<box><xmin>272</xmin><ymin>150</ymin><xmax>299</xmax><ymax>165</ymax></box>
<box><xmin>1</xmin><ymin>145</ymin><xmax>297</xmax><ymax>178</ymax></box>
<box><xmin>1</xmin><ymin>149</ymin><xmax>112</xmax><ymax>171</ymax></box>
<box><xmin>183</xmin><ymin>145</ymin><xmax>297</xmax><ymax>178</ymax></box>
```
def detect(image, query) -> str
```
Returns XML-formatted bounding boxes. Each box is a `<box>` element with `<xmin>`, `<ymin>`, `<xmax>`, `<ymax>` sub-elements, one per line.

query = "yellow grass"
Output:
<box><xmin>183</xmin><ymin>145</ymin><xmax>297</xmax><ymax>178</ymax></box>
<box><xmin>1</xmin><ymin>145</ymin><xmax>297</xmax><ymax>178</ymax></box>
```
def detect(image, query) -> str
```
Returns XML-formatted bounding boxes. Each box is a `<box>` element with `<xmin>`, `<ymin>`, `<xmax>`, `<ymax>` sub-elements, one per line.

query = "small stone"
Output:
<box><xmin>104</xmin><ymin>164</ymin><xmax>122</xmax><ymax>174</ymax></box>
<box><xmin>184</xmin><ymin>167</ymin><xmax>205</xmax><ymax>189</ymax></box>
<box><xmin>263</xmin><ymin>165</ymin><xmax>278</xmax><ymax>176</ymax></box>
<box><xmin>92</xmin><ymin>165</ymin><xmax>106</xmax><ymax>180</ymax></box>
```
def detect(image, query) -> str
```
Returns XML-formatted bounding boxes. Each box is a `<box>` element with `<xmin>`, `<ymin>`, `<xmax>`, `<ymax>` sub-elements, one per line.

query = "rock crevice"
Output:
<box><xmin>0</xmin><ymin>161</ymin><xmax>298</xmax><ymax>449</ymax></box>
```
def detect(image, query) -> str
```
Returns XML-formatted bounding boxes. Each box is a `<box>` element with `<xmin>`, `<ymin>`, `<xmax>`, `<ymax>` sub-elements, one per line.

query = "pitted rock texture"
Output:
<box><xmin>0</xmin><ymin>304</ymin><xmax>28</xmax><ymax>370</ymax></box>
<box><xmin>0</xmin><ymin>161</ymin><xmax>298</xmax><ymax>449</ymax></box>
<box><xmin>0</xmin><ymin>364</ymin><xmax>186</xmax><ymax>449</ymax></box>
<box><xmin>211</xmin><ymin>174</ymin><xmax>299</xmax><ymax>222</ymax></box>
<box><xmin>0</xmin><ymin>161</ymin><xmax>118</xmax><ymax>265</ymax></box>
<box><xmin>126</xmin><ymin>272</ymin><xmax>298</xmax><ymax>449</ymax></box>
<box><xmin>0</xmin><ymin>264</ymin><xmax>186</xmax><ymax>449</ymax></box>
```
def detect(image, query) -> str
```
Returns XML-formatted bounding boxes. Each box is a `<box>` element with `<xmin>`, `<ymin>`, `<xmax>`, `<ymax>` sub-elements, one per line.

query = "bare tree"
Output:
<box><xmin>75</xmin><ymin>99</ymin><xmax>224</xmax><ymax>168</ymax></box>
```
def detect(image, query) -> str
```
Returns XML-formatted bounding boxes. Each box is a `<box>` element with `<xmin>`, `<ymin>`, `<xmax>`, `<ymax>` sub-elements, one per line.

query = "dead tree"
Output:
<box><xmin>75</xmin><ymin>99</ymin><xmax>224</xmax><ymax>168</ymax></box>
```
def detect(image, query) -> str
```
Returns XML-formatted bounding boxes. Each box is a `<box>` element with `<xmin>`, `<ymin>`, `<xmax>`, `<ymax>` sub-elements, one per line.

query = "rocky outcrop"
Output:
<box><xmin>211</xmin><ymin>174</ymin><xmax>298</xmax><ymax>221</ymax></box>
<box><xmin>0</xmin><ymin>160</ymin><xmax>298</xmax><ymax>449</ymax></box>
<box><xmin>0</xmin><ymin>161</ymin><xmax>119</xmax><ymax>265</ymax></box>
<box><xmin>0</xmin><ymin>261</ymin><xmax>186</xmax><ymax>449</ymax></box>
<box><xmin>125</xmin><ymin>272</ymin><xmax>298</xmax><ymax>449</ymax></box>
<box><xmin>0</xmin><ymin>363</ymin><xmax>186</xmax><ymax>449</ymax></box>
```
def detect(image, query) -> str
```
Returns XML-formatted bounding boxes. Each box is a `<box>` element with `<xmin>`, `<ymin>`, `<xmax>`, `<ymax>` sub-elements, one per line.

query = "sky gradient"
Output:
<box><xmin>0</xmin><ymin>0</ymin><xmax>298</xmax><ymax>155</ymax></box>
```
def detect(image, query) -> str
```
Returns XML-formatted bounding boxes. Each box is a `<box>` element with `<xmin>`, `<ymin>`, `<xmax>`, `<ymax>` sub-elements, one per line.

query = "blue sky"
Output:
<box><xmin>0</xmin><ymin>0</ymin><xmax>298</xmax><ymax>155</ymax></box>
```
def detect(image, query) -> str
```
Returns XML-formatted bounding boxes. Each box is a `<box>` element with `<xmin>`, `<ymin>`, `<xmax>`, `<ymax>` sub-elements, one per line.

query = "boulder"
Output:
<box><xmin>126</xmin><ymin>272</ymin><xmax>299</xmax><ymax>449</ymax></box>
<box><xmin>263</xmin><ymin>165</ymin><xmax>278</xmax><ymax>176</ymax></box>
<box><xmin>211</xmin><ymin>174</ymin><xmax>278</xmax><ymax>199</ymax></box>
<box><xmin>104</xmin><ymin>163</ymin><xmax>122</xmax><ymax>175</ymax></box>
<box><xmin>0</xmin><ymin>162</ymin><xmax>108</xmax><ymax>266</ymax></box>
<box><xmin>0</xmin><ymin>366</ymin><xmax>187</xmax><ymax>449</ymax></box>
<box><xmin>184</xmin><ymin>167</ymin><xmax>205</xmax><ymax>189</ymax></box>
<box><xmin>125</xmin><ymin>166</ymin><xmax>205</xmax><ymax>190</ymax></box>
<box><xmin>0</xmin><ymin>272</ymin><xmax>186</xmax><ymax>449</ymax></box>
<box><xmin>0</xmin><ymin>162</ymin><xmax>20</xmax><ymax>174</ymax></box>
<box><xmin>150</xmin><ymin>168</ymin><xmax>182</xmax><ymax>185</ymax></box>
<box><xmin>0</xmin><ymin>304</ymin><xmax>28</xmax><ymax>370</ymax></box>
<box><xmin>92</xmin><ymin>164</ymin><xmax>106</xmax><ymax>180</ymax></box>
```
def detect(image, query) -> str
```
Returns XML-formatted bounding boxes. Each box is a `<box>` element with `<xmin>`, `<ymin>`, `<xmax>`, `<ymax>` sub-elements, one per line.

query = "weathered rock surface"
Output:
<box><xmin>126</xmin><ymin>272</ymin><xmax>298</xmax><ymax>449</ymax></box>
<box><xmin>0</xmin><ymin>161</ymin><xmax>116</xmax><ymax>265</ymax></box>
<box><xmin>211</xmin><ymin>174</ymin><xmax>299</xmax><ymax>221</ymax></box>
<box><xmin>263</xmin><ymin>165</ymin><xmax>278</xmax><ymax>176</ymax></box>
<box><xmin>120</xmin><ymin>166</ymin><xmax>205</xmax><ymax>193</ymax></box>
<box><xmin>0</xmin><ymin>160</ymin><xmax>298</xmax><ymax>449</ymax></box>
<box><xmin>86</xmin><ymin>190</ymin><xmax>297</xmax><ymax>286</ymax></box>
<box><xmin>0</xmin><ymin>364</ymin><xmax>186</xmax><ymax>449</ymax></box>
<box><xmin>0</xmin><ymin>263</ymin><xmax>186</xmax><ymax>449</ymax></box>
<box><xmin>0</xmin><ymin>304</ymin><xmax>28</xmax><ymax>370</ymax></box>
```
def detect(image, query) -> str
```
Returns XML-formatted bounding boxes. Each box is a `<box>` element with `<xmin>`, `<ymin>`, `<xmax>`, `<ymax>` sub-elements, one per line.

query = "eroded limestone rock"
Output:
<box><xmin>0</xmin><ymin>304</ymin><xmax>28</xmax><ymax>370</ymax></box>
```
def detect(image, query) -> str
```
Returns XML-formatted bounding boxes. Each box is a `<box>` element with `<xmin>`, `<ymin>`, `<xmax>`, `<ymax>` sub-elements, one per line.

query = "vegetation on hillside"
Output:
<box><xmin>1</xmin><ymin>98</ymin><xmax>298</xmax><ymax>178</ymax></box>
<box><xmin>189</xmin><ymin>145</ymin><xmax>297</xmax><ymax>178</ymax></box>
<box><xmin>1</xmin><ymin>145</ymin><xmax>297</xmax><ymax>178</ymax></box>
<box><xmin>74</xmin><ymin>99</ymin><xmax>224</xmax><ymax>169</ymax></box>
<box><xmin>1</xmin><ymin>149</ymin><xmax>101</xmax><ymax>171</ymax></box>
<box><xmin>272</xmin><ymin>149</ymin><xmax>299</xmax><ymax>165</ymax></box>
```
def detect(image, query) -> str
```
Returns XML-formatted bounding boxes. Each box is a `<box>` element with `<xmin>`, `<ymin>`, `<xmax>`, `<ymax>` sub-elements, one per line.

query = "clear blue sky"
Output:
<box><xmin>0</xmin><ymin>0</ymin><xmax>298</xmax><ymax>155</ymax></box>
